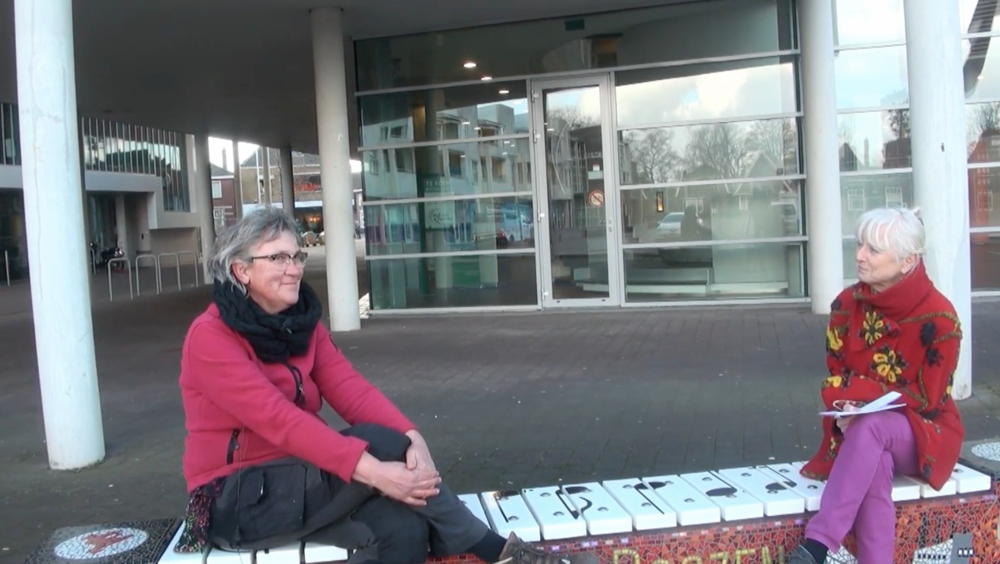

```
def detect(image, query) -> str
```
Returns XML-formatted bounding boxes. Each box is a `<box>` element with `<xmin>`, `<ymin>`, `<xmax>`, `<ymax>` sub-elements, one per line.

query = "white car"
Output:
<box><xmin>655</xmin><ymin>212</ymin><xmax>684</xmax><ymax>239</ymax></box>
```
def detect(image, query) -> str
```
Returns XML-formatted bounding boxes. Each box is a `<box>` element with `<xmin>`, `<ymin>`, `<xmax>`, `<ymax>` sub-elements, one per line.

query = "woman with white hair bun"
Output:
<box><xmin>788</xmin><ymin>207</ymin><xmax>965</xmax><ymax>564</ymax></box>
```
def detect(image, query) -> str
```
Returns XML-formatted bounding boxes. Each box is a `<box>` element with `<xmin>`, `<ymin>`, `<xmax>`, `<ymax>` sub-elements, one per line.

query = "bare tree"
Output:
<box><xmin>745</xmin><ymin>119</ymin><xmax>798</xmax><ymax>172</ymax></box>
<box><xmin>886</xmin><ymin>110</ymin><xmax>911</xmax><ymax>140</ymax></box>
<box><xmin>973</xmin><ymin>102</ymin><xmax>1000</xmax><ymax>134</ymax></box>
<box><xmin>685</xmin><ymin>122</ymin><xmax>746</xmax><ymax>180</ymax></box>
<box><xmin>625</xmin><ymin>129</ymin><xmax>680</xmax><ymax>184</ymax></box>
<box><xmin>547</xmin><ymin>107</ymin><xmax>599</xmax><ymax>130</ymax></box>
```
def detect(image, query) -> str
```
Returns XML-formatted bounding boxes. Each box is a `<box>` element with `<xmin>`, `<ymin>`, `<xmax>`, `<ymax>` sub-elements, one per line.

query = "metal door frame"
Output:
<box><xmin>529</xmin><ymin>73</ymin><xmax>622</xmax><ymax>308</ymax></box>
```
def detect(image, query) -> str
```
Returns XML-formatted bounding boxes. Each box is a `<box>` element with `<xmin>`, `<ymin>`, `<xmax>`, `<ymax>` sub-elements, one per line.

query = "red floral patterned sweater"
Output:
<box><xmin>801</xmin><ymin>263</ymin><xmax>964</xmax><ymax>491</ymax></box>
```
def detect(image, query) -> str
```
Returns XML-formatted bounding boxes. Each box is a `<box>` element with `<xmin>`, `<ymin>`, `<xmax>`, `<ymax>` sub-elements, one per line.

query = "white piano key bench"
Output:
<box><xmin>23</xmin><ymin>449</ymin><xmax>999</xmax><ymax>564</ymax></box>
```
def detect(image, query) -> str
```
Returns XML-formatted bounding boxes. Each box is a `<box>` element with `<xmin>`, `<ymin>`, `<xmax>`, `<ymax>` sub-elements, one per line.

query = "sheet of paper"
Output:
<box><xmin>819</xmin><ymin>391</ymin><xmax>904</xmax><ymax>419</ymax></box>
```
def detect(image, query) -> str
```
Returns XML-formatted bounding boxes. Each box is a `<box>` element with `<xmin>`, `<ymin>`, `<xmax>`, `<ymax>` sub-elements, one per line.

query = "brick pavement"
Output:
<box><xmin>2</xmin><ymin>258</ymin><xmax>1000</xmax><ymax>563</ymax></box>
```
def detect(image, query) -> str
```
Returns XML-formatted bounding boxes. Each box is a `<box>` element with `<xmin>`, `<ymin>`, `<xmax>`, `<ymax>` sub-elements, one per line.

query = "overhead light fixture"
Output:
<box><xmin>463</xmin><ymin>61</ymin><xmax>477</xmax><ymax>69</ymax></box>
<box><xmin>547</xmin><ymin>128</ymin><xmax>555</xmax><ymax>132</ymax></box>
<box><xmin>462</xmin><ymin>121</ymin><xmax>471</xmax><ymax>125</ymax></box>
<box><xmin>481</xmin><ymin>76</ymin><xmax>493</xmax><ymax>81</ymax></box>
<box><xmin>474</xmin><ymin>127</ymin><xmax>482</xmax><ymax>131</ymax></box>
<box><xmin>499</xmin><ymin>89</ymin><xmax>510</xmax><ymax>95</ymax></box>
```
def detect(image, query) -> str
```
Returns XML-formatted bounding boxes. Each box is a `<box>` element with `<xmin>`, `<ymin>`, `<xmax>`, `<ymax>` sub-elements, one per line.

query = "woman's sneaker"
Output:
<box><xmin>495</xmin><ymin>533</ymin><xmax>599</xmax><ymax>564</ymax></box>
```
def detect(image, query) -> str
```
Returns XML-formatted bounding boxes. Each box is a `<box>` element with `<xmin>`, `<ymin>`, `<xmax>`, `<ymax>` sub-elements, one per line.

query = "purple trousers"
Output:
<box><xmin>804</xmin><ymin>411</ymin><xmax>918</xmax><ymax>564</ymax></box>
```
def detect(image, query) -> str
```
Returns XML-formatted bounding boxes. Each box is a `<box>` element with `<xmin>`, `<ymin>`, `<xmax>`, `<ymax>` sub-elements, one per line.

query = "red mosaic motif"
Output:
<box><xmin>82</xmin><ymin>530</ymin><xmax>136</xmax><ymax>556</ymax></box>
<box><xmin>426</xmin><ymin>493</ymin><xmax>998</xmax><ymax>564</ymax></box>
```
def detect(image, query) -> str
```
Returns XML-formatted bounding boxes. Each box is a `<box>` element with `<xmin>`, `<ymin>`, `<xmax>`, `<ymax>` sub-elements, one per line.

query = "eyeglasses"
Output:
<box><xmin>248</xmin><ymin>251</ymin><xmax>309</xmax><ymax>268</ymax></box>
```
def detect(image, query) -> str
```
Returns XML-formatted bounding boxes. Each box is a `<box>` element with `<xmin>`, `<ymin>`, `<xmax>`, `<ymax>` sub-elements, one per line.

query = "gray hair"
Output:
<box><xmin>856</xmin><ymin>206</ymin><xmax>925</xmax><ymax>262</ymax></box>
<box><xmin>208</xmin><ymin>206</ymin><xmax>300</xmax><ymax>291</ymax></box>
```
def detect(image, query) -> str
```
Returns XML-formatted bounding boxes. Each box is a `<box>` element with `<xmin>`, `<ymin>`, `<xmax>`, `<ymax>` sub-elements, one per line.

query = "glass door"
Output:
<box><xmin>531</xmin><ymin>75</ymin><xmax>620</xmax><ymax>307</ymax></box>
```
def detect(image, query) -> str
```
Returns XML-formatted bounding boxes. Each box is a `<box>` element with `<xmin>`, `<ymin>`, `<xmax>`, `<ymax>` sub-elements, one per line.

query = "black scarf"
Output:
<box><xmin>212</xmin><ymin>280</ymin><xmax>323</xmax><ymax>363</ymax></box>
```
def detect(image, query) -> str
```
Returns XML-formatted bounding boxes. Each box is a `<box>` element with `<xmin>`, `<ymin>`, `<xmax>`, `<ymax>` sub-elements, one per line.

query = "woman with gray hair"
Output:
<box><xmin>789</xmin><ymin>207</ymin><xmax>965</xmax><ymax>564</ymax></box>
<box><xmin>176</xmin><ymin>207</ymin><xmax>594</xmax><ymax>564</ymax></box>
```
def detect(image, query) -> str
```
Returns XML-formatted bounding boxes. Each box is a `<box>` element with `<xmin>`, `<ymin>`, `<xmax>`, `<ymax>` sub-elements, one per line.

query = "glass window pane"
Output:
<box><xmin>972</xmin><ymin>232</ymin><xmax>1000</xmax><ymax>290</ymax></box>
<box><xmin>356</xmin><ymin>1</ymin><xmax>793</xmax><ymax>90</ymax></box>
<box><xmin>615</xmin><ymin>57</ymin><xmax>798</xmax><ymax>126</ymax></box>
<box><xmin>368</xmin><ymin>254</ymin><xmax>538</xmax><ymax>309</ymax></box>
<box><xmin>364</xmin><ymin>196</ymin><xmax>535</xmax><ymax>256</ymax></box>
<box><xmin>838</xmin><ymin>110</ymin><xmax>910</xmax><ymax>171</ymax></box>
<box><xmin>360</xmin><ymin>82</ymin><xmax>528</xmax><ymax>146</ymax></box>
<box><xmin>621</xmin><ymin>181</ymin><xmax>803</xmax><ymax>245</ymax></box>
<box><xmin>961</xmin><ymin>0</ymin><xmax>1000</xmax><ymax>34</ymax></box>
<box><xmin>839</xmin><ymin>172</ymin><xmax>913</xmax><ymax>235</ymax></box>
<box><xmin>619</xmin><ymin>118</ymin><xmax>800</xmax><ymax>184</ymax></box>
<box><xmin>967</xmin><ymin>103</ymin><xmax>1000</xmax><ymax>162</ymax></box>
<box><xmin>963</xmin><ymin>39</ymin><xmax>1000</xmax><ymax>101</ymax></box>
<box><xmin>969</xmin><ymin>167</ymin><xmax>1000</xmax><ymax>227</ymax></box>
<box><xmin>363</xmin><ymin>139</ymin><xmax>531</xmax><ymax>201</ymax></box>
<box><xmin>834</xmin><ymin>0</ymin><xmax>905</xmax><ymax>46</ymax></box>
<box><xmin>622</xmin><ymin>241</ymin><xmax>803</xmax><ymax>302</ymax></box>
<box><xmin>835</xmin><ymin>46</ymin><xmax>909</xmax><ymax>109</ymax></box>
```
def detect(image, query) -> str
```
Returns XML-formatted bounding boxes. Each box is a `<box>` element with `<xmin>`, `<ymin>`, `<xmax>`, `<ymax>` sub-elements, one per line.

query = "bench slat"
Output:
<box><xmin>715</xmin><ymin>467</ymin><xmax>806</xmax><ymax>516</ymax></box>
<box><xmin>560</xmin><ymin>482</ymin><xmax>633</xmax><ymax>536</ymax></box>
<box><xmin>157</xmin><ymin>523</ymin><xmax>204</xmax><ymax>564</ymax></box>
<box><xmin>521</xmin><ymin>486</ymin><xmax>588</xmax><ymax>540</ymax></box>
<box><xmin>601</xmin><ymin>478</ymin><xmax>677</xmax><ymax>531</ymax></box>
<box><xmin>303</xmin><ymin>542</ymin><xmax>348</xmax><ymax>563</ymax></box>
<box><xmin>921</xmin><ymin>476</ymin><xmax>958</xmax><ymax>499</ymax></box>
<box><xmin>256</xmin><ymin>543</ymin><xmax>301</xmax><ymax>564</ymax></box>
<box><xmin>950</xmin><ymin>463</ymin><xmax>992</xmax><ymax>494</ymax></box>
<box><xmin>458</xmin><ymin>493</ymin><xmax>491</xmax><ymax>528</ymax></box>
<box><xmin>481</xmin><ymin>490</ymin><xmax>542</xmax><ymax>542</ymax></box>
<box><xmin>762</xmin><ymin>463</ymin><xmax>824</xmax><ymax>511</ymax></box>
<box><xmin>679</xmin><ymin>471</ymin><xmax>764</xmax><ymax>522</ymax></box>
<box><xmin>641</xmin><ymin>475</ymin><xmax>721</xmax><ymax>526</ymax></box>
<box><xmin>205</xmin><ymin>547</ymin><xmax>252</xmax><ymax>564</ymax></box>
<box><xmin>891</xmin><ymin>474</ymin><xmax>923</xmax><ymax>501</ymax></box>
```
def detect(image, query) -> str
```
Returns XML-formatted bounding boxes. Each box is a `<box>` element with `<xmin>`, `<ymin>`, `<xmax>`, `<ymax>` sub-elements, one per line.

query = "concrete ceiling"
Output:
<box><xmin>0</xmin><ymin>0</ymin><xmax>713</xmax><ymax>154</ymax></box>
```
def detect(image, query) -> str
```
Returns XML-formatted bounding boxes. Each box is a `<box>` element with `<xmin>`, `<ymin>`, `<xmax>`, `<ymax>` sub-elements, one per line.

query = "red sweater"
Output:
<box><xmin>802</xmin><ymin>263</ymin><xmax>964</xmax><ymax>490</ymax></box>
<box><xmin>179</xmin><ymin>304</ymin><xmax>415</xmax><ymax>492</ymax></box>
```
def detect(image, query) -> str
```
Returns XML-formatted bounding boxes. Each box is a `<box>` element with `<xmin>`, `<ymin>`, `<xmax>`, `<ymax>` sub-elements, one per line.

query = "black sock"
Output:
<box><xmin>803</xmin><ymin>538</ymin><xmax>829</xmax><ymax>564</ymax></box>
<box><xmin>468</xmin><ymin>531</ymin><xmax>508</xmax><ymax>563</ymax></box>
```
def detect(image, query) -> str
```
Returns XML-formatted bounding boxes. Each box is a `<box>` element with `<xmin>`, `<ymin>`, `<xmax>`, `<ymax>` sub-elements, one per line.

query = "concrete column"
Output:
<box><xmin>280</xmin><ymin>146</ymin><xmax>295</xmax><ymax>219</ymax></box>
<box><xmin>904</xmin><ymin>0</ymin><xmax>972</xmax><ymax>400</ymax></box>
<box><xmin>114</xmin><ymin>193</ymin><xmax>130</xmax><ymax>259</ymax></box>
<box><xmin>799</xmin><ymin>0</ymin><xmax>844</xmax><ymax>314</ymax></box>
<box><xmin>14</xmin><ymin>0</ymin><xmax>105</xmax><ymax>469</ymax></box>
<box><xmin>264</xmin><ymin>148</ymin><xmax>273</xmax><ymax>205</ymax></box>
<box><xmin>232</xmin><ymin>140</ymin><xmax>244</xmax><ymax>219</ymax></box>
<box><xmin>193</xmin><ymin>134</ymin><xmax>215</xmax><ymax>282</ymax></box>
<box><xmin>312</xmin><ymin>7</ymin><xmax>360</xmax><ymax>331</ymax></box>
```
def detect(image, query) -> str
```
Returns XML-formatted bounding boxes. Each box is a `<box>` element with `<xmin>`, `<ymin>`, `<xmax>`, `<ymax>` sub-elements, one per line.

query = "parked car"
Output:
<box><xmin>655</xmin><ymin>212</ymin><xmax>684</xmax><ymax>239</ymax></box>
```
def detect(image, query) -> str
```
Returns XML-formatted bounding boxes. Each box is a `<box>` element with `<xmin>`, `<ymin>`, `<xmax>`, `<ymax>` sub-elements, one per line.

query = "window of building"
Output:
<box><xmin>212</xmin><ymin>181</ymin><xmax>223</xmax><ymax>199</ymax></box>
<box><xmin>847</xmin><ymin>188</ymin><xmax>865</xmax><ymax>211</ymax></box>
<box><xmin>448</xmin><ymin>151</ymin><xmax>464</xmax><ymax>177</ymax></box>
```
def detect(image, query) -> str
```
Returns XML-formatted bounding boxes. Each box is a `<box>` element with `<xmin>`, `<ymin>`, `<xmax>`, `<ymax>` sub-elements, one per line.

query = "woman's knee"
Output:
<box><xmin>845</xmin><ymin>411</ymin><xmax>905</xmax><ymax>440</ymax></box>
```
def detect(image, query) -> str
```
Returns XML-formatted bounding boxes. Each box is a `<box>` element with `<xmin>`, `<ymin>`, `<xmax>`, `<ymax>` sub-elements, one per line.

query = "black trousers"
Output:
<box><xmin>211</xmin><ymin>424</ymin><xmax>489</xmax><ymax>564</ymax></box>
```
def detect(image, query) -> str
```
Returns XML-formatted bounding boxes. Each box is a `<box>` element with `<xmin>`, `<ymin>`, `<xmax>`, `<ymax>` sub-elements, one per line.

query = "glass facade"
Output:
<box><xmin>355</xmin><ymin>2</ymin><xmax>795</xmax><ymax>91</ymax></box>
<box><xmin>961</xmin><ymin>0</ymin><xmax>1000</xmax><ymax>292</ymax></box>
<box><xmin>80</xmin><ymin>118</ymin><xmax>189</xmax><ymax>211</ymax></box>
<box><xmin>834</xmin><ymin>0</ymin><xmax>912</xmax><ymax>284</ymax></box>
<box><xmin>357</xmin><ymin>0</ymin><xmax>803</xmax><ymax>310</ymax></box>
<box><xmin>355</xmin><ymin>0</ymin><xmax>1000</xmax><ymax>311</ymax></box>
<box><xmin>830</xmin><ymin>0</ymin><xmax>1000</xmax><ymax>292</ymax></box>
